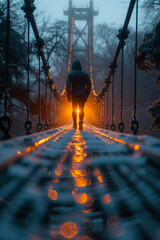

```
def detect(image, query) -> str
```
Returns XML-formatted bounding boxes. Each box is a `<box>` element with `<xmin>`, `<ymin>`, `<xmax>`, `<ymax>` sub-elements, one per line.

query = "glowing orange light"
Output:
<box><xmin>86</xmin><ymin>196</ymin><xmax>94</xmax><ymax>207</ymax></box>
<box><xmin>55</xmin><ymin>167</ymin><xmax>63</xmax><ymax>176</ymax></box>
<box><xmin>53</xmin><ymin>178</ymin><xmax>59</xmax><ymax>183</ymax></box>
<box><xmin>72</xmin><ymin>191</ymin><xmax>88</xmax><ymax>204</ymax></box>
<box><xmin>75</xmin><ymin>176</ymin><xmax>88</xmax><ymax>187</ymax></box>
<box><xmin>93</xmin><ymin>169</ymin><xmax>100</xmax><ymax>176</ymax></box>
<box><xmin>60</xmin><ymin>222</ymin><xmax>78</xmax><ymax>239</ymax></box>
<box><xmin>102</xmin><ymin>194</ymin><xmax>112</xmax><ymax>204</ymax></box>
<box><xmin>48</xmin><ymin>190</ymin><xmax>58</xmax><ymax>201</ymax></box>
<box><xmin>82</xmin><ymin>208</ymin><xmax>94</xmax><ymax>213</ymax></box>
<box><xmin>134</xmin><ymin>144</ymin><xmax>140</xmax><ymax>151</ymax></box>
<box><xmin>98</xmin><ymin>175</ymin><xmax>104</xmax><ymax>183</ymax></box>
<box><xmin>87</xmin><ymin>178</ymin><xmax>92</xmax><ymax>185</ymax></box>
<box><xmin>73</xmin><ymin>155</ymin><xmax>84</xmax><ymax>162</ymax></box>
<box><xmin>17</xmin><ymin>151</ymin><xmax>22</xmax><ymax>156</ymax></box>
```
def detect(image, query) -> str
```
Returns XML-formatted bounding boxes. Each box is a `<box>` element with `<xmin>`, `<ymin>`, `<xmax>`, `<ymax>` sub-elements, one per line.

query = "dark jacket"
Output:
<box><xmin>66</xmin><ymin>60</ymin><xmax>91</xmax><ymax>101</ymax></box>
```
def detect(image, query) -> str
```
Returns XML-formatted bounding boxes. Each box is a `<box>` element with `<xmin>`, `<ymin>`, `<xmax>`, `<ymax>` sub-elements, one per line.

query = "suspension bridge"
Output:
<box><xmin>0</xmin><ymin>0</ymin><xmax>160</xmax><ymax>240</ymax></box>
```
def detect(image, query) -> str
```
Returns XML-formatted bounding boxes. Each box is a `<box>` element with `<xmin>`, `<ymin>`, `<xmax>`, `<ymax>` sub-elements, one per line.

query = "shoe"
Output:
<box><xmin>73</xmin><ymin>124</ymin><xmax>77</xmax><ymax>129</ymax></box>
<box><xmin>79</xmin><ymin>120</ymin><xmax>83</xmax><ymax>130</ymax></box>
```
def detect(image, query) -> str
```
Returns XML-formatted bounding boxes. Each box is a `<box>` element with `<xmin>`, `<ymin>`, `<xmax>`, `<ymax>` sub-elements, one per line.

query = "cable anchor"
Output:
<box><xmin>110</xmin><ymin>123</ymin><xmax>116</xmax><ymax>131</ymax></box>
<box><xmin>117</xmin><ymin>28</ymin><xmax>130</xmax><ymax>47</ymax></box>
<box><xmin>130</xmin><ymin>119</ymin><xmax>138</xmax><ymax>135</ymax></box>
<box><xmin>25</xmin><ymin>120</ymin><xmax>32</xmax><ymax>135</ymax></box>
<box><xmin>118</xmin><ymin>121</ymin><xmax>125</xmax><ymax>133</ymax></box>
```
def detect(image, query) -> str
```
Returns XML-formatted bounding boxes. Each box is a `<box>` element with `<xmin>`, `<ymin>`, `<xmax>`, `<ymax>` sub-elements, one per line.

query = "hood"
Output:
<box><xmin>72</xmin><ymin>60</ymin><xmax>82</xmax><ymax>71</ymax></box>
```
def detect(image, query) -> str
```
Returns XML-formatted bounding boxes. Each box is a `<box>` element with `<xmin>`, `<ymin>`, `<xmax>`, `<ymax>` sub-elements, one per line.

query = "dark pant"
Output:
<box><xmin>72</xmin><ymin>98</ymin><xmax>85</xmax><ymax>125</ymax></box>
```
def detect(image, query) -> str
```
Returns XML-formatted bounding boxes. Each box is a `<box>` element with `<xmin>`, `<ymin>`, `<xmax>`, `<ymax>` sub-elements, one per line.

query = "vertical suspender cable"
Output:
<box><xmin>0</xmin><ymin>0</ymin><xmax>11</xmax><ymax>139</ymax></box>
<box><xmin>5</xmin><ymin>0</ymin><xmax>10</xmax><ymax>118</ymax></box>
<box><xmin>111</xmin><ymin>73</ymin><xmax>115</xmax><ymax>131</ymax></box>
<box><xmin>112</xmin><ymin>75</ymin><xmax>114</xmax><ymax>124</ymax></box>
<box><xmin>50</xmin><ymin>88</ymin><xmax>52</xmax><ymax>124</ymax></box>
<box><xmin>25</xmin><ymin>19</ymin><xmax>32</xmax><ymax>134</ymax></box>
<box><xmin>107</xmin><ymin>92</ymin><xmax>109</xmax><ymax>124</ymax></box>
<box><xmin>104</xmin><ymin>95</ymin><xmax>106</xmax><ymax>126</ymax></box>
<box><xmin>27</xmin><ymin>21</ymin><xmax>30</xmax><ymax>122</ymax></box>
<box><xmin>118</xmin><ymin>46</ymin><xmax>125</xmax><ymax>132</ymax></box>
<box><xmin>105</xmin><ymin>92</ymin><xmax>109</xmax><ymax>130</ymax></box>
<box><xmin>44</xmin><ymin>75</ymin><xmax>48</xmax><ymax>130</ymax></box>
<box><xmin>131</xmin><ymin>0</ymin><xmax>139</xmax><ymax>135</ymax></box>
<box><xmin>37</xmin><ymin>56</ymin><xmax>42</xmax><ymax>132</ymax></box>
<box><xmin>134</xmin><ymin>0</ymin><xmax>138</xmax><ymax>120</ymax></box>
<box><xmin>121</xmin><ymin>47</ymin><xmax>124</xmax><ymax>123</ymax></box>
<box><xmin>38</xmin><ymin>57</ymin><xmax>41</xmax><ymax>123</ymax></box>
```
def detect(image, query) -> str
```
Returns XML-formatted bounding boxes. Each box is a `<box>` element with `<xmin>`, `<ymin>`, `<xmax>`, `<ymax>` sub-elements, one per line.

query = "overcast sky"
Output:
<box><xmin>35</xmin><ymin>0</ymin><xmax>141</xmax><ymax>29</ymax></box>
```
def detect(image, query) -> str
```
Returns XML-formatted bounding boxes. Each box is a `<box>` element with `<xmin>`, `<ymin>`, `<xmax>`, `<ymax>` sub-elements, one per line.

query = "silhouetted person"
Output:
<box><xmin>66</xmin><ymin>60</ymin><xmax>91</xmax><ymax>130</ymax></box>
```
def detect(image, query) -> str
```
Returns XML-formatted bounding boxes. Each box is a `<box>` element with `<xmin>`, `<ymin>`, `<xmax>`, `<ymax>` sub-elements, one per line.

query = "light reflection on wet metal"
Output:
<box><xmin>48</xmin><ymin>189</ymin><xmax>58</xmax><ymax>201</ymax></box>
<box><xmin>102</xmin><ymin>194</ymin><xmax>112</xmax><ymax>204</ymax></box>
<box><xmin>60</xmin><ymin>222</ymin><xmax>79</xmax><ymax>238</ymax></box>
<box><xmin>93</xmin><ymin>168</ymin><xmax>104</xmax><ymax>183</ymax></box>
<box><xmin>72</xmin><ymin>189</ymin><xmax>88</xmax><ymax>204</ymax></box>
<box><xmin>86</xmin><ymin>124</ymin><xmax>140</xmax><ymax>151</ymax></box>
<box><xmin>70</xmin><ymin>132</ymin><xmax>94</xmax><ymax>212</ymax></box>
<box><xmin>54</xmin><ymin>167</ymin><xmax>63</xmax><ymax>177</ymax></box>
<box><xmin>107</xmin><ymin>216</ymin><xmax>125</xmax><ymax>238</ymax></box>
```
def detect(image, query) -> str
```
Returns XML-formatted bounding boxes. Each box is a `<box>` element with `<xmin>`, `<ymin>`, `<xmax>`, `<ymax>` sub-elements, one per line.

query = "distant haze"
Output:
<box><xmin>36</xmin><ymin>0</ymin><xmax>140</xmax><ymax>29</ymax></box>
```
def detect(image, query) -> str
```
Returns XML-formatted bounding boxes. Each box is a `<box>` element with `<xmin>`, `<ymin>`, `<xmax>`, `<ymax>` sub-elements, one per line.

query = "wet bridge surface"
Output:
<box><xmin>0</xmin><ymin>123</ymin><xmax>160</xmax><ymax>240</ymax></box>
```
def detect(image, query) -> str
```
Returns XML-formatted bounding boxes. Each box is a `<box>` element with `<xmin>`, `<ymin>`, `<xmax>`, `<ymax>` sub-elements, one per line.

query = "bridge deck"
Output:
<box><xmin>0</xmin><ymin>124</ymin><xmax>160</xmax><ymax>240</ymax></box>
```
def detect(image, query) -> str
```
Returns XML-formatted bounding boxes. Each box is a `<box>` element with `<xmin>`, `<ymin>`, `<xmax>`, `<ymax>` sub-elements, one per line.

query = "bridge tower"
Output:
<box><xmin>64</xmin><ymin>0</ymin><xmax>98</xmax><ymax>72</ymax></box>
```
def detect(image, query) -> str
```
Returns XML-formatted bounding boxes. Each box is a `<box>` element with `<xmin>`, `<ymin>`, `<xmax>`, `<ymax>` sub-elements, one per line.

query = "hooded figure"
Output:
<box><xmin>66</xmin><ymin>60</ymin><xmax>91</xmax><ymax>130</ymax></box>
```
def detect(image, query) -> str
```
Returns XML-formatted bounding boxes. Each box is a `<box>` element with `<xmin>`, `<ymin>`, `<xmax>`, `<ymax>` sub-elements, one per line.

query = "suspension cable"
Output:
<box><xmin>37</xmin><ymin>54</ymin><xmax>42</xmax><ymax>132</ymax></box>
<box><xmin>134</xmin><ymin>0</ymin><xmax>138</xmax><ymax>120</ymax></box>
<box><xmin>118</xmin><ymin>45</ymin><xmax>125</xmax><ymax>133</ymax></box>
<box><xmin>5</xmin><ymin>0</ymin><xmax>10</xmax><ymax>118</ymax></box>
<box><xmin>68</xmin><ymin>17</ymin><xmax>74</xmax><ymax>72</ymax></box>
<box><xmin>96</xmin><ymin>0</ymin><xmax>137</xmax><ymax>102</ymax></box>
<box><xmin>38</xmin><ymin>57</ymin><xmax>41</xmax><ymax>123</ymax></box>
<box><xmin>25</xmin><ymin>19</ymin><xmax>32</xmax><ymax>134</ymax></box>
<box><xmin>121</xmin><ymin>47</ymin><xmax>124</xmax><ymax>123</ymax></box>
<box><xmin>107</xmin><ymin>92</ymin><xmax>109</xmax><ymax>124</ymax></box>
<box><xmin>109</xmin><ymin>62</ymin><xmax>117</xmax><ymax>131</ymax></box>
<box><xmin>27</xmin><ymin>21</ymin><xmax>30</xmax><ymax>122</ymax></box>
<box><xmin>50</xmin><ymin>88</ymin><xmax>52</xmax><ymax>124</ymax></box>
<box><xmin>89</xmin><ymin>19</ymin><xmax>98</xmax><ymax>97</ymax></box>
<box><xmin>131</xmin><ymin>0</ymin><xmax>139</xmax><ymax>135</ymax></box>
<box><xmin>105</xmin><ymin>92</ymin><xmax>109</xmax><ymax>130</ymax></box>
<box><xmin>0</xmin><ymin>0</ymin><xmax>11</xmax><ymax>139</ymax></box>
<box><xmin>44</xmin><ymin>75</ymin><xmax>48</xmax><ymax>130</ymax></box>
<box><xmin>111</xmin><ymin>73</ymin><xmax>115</xmax><ymax>125</ymax></box>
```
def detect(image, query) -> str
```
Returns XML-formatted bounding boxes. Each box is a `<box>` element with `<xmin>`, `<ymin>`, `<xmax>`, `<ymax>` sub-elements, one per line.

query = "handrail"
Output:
<box><xmin>21</xmin><ymin>0</ymin><xmax>66</xmax><ymax>101</ymax></box>
<box><xmin>96</xmin><ymin>0</ymin><xmax>136</xmax><ymax>102</ymax></box>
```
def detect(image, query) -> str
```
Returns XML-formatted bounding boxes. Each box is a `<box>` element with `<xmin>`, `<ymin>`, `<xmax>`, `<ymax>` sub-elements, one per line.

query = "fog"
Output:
<box><xmin>36</xmin><ymin>0</ymin><xmax>140</xmax><ymax>28</ymax></box>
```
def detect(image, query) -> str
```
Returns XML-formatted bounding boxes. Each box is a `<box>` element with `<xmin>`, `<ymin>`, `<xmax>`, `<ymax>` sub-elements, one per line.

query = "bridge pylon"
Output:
<box><xmin>64</xmin><ymin>0</ymin><xmax>98</xmax><ymax>73</ymax></box>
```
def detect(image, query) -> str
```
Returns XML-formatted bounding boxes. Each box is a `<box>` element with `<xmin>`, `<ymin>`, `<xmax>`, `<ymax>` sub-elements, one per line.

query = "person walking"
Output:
<box><xmin>66</xmin><ymin>60</ymin><xmax>91</xmax><ymax>130</ymax></box>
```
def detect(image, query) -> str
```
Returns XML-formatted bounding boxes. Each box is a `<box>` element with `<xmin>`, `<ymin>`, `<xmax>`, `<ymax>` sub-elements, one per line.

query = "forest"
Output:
<box><xmin>0</xmin><ymin>0</ymin><xmax>160</xmax><ymax>139</ymax></box>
